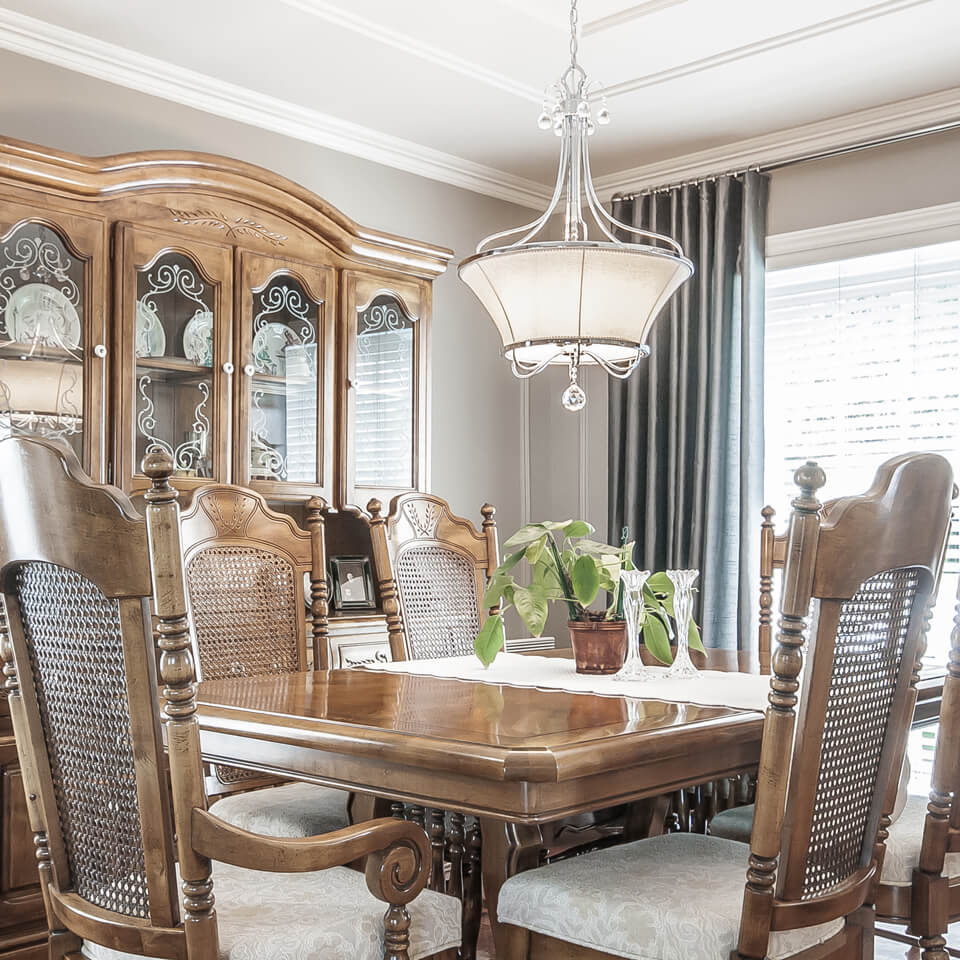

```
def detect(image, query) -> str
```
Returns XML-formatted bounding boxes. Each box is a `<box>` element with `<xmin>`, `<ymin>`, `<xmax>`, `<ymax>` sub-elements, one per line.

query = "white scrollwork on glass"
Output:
<box><xmin>0</xmin><ymin>369</ymin><xmax>82</xmax><ymax>441</ymax></box>
<box><xmin>0</xmin><ymin>232</ymin><xmax>80</xmax><ymax>337</ymax></box>
<box><xmin>137</xmin><ymin>375</ymin><xmax>211</xmax><ymax>473</ymax></box>
<box><xmin>253</xmin><ymin>282</ymin><xmax>316</xmax><ymax>344</ymax></box>
<box><xmin>137</xmin><ymin>260</ymin><xmax>208</xmax><ymax>319</ymax></box>
<box><xmin>250</xmin><ymin>387</ymin><xmax>288</xmax><ymax>481</ymax></box>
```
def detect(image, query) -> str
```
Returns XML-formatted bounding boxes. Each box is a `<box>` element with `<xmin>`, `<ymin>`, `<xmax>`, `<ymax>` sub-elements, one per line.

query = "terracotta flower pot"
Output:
<box><xmin>567</xmin><ymin>618</ymin><xmax>627</xmax><ymax>675</ymax></box>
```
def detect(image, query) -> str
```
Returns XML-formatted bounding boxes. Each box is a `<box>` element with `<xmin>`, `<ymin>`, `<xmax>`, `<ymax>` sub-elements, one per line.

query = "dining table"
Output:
<box><xmin>195</xmin><ymin>650</ymin><xmax>770</xmax><ymax>958</ymax></box>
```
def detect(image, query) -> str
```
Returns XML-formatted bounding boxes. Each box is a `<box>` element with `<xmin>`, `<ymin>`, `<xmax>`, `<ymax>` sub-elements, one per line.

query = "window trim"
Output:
<box><xmin>766</xmin><ymin>200</ymin><xmax>960</xmax><ymax>270</ymax></box>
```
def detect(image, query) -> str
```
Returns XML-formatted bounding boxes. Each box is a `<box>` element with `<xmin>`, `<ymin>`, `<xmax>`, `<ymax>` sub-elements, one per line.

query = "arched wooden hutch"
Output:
<box><xmin>0</xmin><ymin>137</ymin><xmax>452</xmax><ymax>958</ymax></box>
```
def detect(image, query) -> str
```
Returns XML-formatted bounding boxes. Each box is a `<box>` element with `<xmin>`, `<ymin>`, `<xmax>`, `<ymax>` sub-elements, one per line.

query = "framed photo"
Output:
<box><xmin>330</xmin><ymin>555</ymin><xmax>376</xmax><ymax>611</ymax></box>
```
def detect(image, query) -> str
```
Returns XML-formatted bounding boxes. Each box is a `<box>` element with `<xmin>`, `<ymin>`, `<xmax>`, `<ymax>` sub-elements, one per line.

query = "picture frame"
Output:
<box><xmin>329</xmin><ymin>555</ymin><xmax>377</xmax><ymax>611</ymax></box>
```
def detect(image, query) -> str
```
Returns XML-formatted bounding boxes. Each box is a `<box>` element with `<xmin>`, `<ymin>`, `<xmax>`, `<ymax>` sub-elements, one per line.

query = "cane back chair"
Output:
<box><xmin>874</xmin><ymin>567</ymin><xmax>960</xmax><ymax>959</ymax></box>
<box><xmin>367</xmin><ymin>492</ymin><xmax>498</xmax><ymax>960</ymax></box>
<box><xmin>0</xmin><ymin>436</ymin><xmax>460</xmax><ymax>960</ymax></box>
<box><xmin>178</xmin><ymin>483</ymin><xmax>349</xmax><ymax>838</ymax></box>
<box><xmin>496</xmin><ymin>453</ymin><xmax>954</xmax><ymax>960</ymax></box>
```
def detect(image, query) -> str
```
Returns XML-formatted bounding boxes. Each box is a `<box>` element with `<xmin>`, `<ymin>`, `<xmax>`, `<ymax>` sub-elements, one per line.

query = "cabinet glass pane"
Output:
<box><xmin>355</xmin><ymin>293</ymin><xmax>414</xmax><ymax>488</ymax></box>
<box><xmin>248</xmin><ymin>276</ymin><xmax>321</xmax><ymax>483</ymax></box>
<box><xmin>0</xmin><ymin>222</ymin><xmax>85</xmax><ymax>459</ymax></box>
<box><xmin>134</xmin><ymin>252</ymin><xmax>214</xmax><ymax>478</ymax></box>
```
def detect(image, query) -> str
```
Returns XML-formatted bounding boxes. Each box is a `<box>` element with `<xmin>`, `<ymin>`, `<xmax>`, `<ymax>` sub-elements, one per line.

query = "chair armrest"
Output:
<box><xmin>191</xmin><ymin>808</ymin><xmax>430</xmax><ymax>905</ymax></box>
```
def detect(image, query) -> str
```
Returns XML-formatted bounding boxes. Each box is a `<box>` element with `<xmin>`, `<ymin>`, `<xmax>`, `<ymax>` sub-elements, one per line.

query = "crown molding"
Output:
<box><xmin>599</xmin><ymin>0</ymin><xmax>932</xmax><ymax>100</ymax></box>
<box><xmin>277</xmin><ymin>0</ymin><xmax>543</xmax><ymax>103</ymax></box>
<box><xmin>0</xmin><ymin>6</ymin><xmax>553</xmax><ymax>210</ymax></box>
<box><xmin>766</xmin><ymin>200</ymin><xmax>960</xmax><ymax>268</ymax></box>
<box><xmin>594</xmin><ymin>85</ymin><xmax>960</xmax><ymax>199</ymax></box>
<box><xmin>584</xmin><ymin>0</ymin><xmax>688</xmax><ymax>36</ymax></box>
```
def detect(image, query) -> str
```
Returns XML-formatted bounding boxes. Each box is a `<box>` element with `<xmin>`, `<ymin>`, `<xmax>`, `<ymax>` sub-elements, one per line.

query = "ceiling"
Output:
<box><xmin>0</xmin><ymin>0</ymin><xmax>959</xmax><ymax>207</ymax></box>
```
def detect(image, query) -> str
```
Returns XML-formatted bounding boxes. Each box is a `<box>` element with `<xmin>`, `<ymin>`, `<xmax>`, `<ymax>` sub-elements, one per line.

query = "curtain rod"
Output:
<box><xmin>614</xmin><ymin>118</ymin><xmax>960</xmax><ymax>201</ymax></box>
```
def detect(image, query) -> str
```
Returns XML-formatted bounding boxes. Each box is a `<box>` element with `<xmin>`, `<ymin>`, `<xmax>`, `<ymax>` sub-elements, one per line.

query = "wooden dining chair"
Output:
<box><xmin>495</xmin><ymin>453</ymin><xmax>954</xmax><ymax>960</ymax></box>
<box><xmin>0</xmin><ymin>435</ymin><xmax>460</xmax><ymax>960</ymax></box>
<box><xmin>368</xmin><ymin>492</ymin><xmax>498</xmax><ymax>960</ymax></box>
<box><xmin>177</xmin><ymin>483</ymin><xmax>350</xmax><ymax>838</ymax></box>
<box><xmin>874</xmin><ymin>572</ymin><xmax>960</xmax><ymax>959</ymax></box>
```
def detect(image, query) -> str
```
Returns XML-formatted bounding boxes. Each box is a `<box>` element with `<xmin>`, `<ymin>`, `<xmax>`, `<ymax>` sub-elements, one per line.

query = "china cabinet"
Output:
<box><xmin>0</xmin><ymin>136</ymin><xmax>451</xmax><ymax>960</ymax></box>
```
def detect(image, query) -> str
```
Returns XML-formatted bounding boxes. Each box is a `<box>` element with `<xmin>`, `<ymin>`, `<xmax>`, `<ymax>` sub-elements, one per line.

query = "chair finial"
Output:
<box><xmin>792</xmin><ymin>460</ymin><xmax>826</xmax><ymax>512</ymax></box>
<box><xmin>141</xmin><ymin>450</ymin><xmax>176</xmax><ymax>503</ymax></box>
<box><xmin>367</xmin><ymin>498</ymin><xmax>383</xmax><ymax>520</ymax></box>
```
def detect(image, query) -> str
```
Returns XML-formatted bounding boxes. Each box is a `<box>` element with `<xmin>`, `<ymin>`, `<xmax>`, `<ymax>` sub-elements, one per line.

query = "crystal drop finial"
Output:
<box><xmin>537</xmin><ymin>111</ymin><xmax>552</xmax><ymax>130</ymax></box>
<box><xmin>597</xmin><ymin>105</ymin><xmax>610</xmax><ymax>125</ymax></box>
<box><xmin>562</xmin><ymin>381</ymin><xmax>587</xmax><ymax>411</ymax></box>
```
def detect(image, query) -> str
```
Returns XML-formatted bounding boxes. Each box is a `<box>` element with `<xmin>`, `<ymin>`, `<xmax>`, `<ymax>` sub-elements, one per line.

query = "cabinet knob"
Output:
<box><xmin>222</xmin><ymin>362</ymin><xmax>235</xmax><ymax>375</ymax></box>
<box><xmin>93</xmin><ymin>344</ymin><xmax>108</xmax><ymax>359</ymax></box>
<box><xmin>243</xmin><ymin>363</ymin><xmax>256</xmax><ymax>377</ymax></box>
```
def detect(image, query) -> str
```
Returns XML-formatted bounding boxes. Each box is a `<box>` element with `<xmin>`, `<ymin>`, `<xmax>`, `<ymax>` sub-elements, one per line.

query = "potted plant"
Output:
<box><xmin>475</xmin><ymin>520</ymin><xmax>703</xmax><ymax>673</ymax></box>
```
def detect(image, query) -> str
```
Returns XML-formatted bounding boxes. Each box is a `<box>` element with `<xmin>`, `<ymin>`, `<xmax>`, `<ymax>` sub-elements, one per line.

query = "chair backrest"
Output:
<box><xmin>178</xmin><ymin>484</ymin><xmax>328</xmax><ymax>794</ymax></box>
<box><xmin>0</xmin><ymin>436</ymin><xmax>216</xmax><ymax>958</ymax></box>
<box><xmin>913</xmin><ymin>574</ymin><xmax>960</xmax><ymax>880</ymax></box>
<box><xmin>368</xmin><ymin>492</ymin><xmax>499</xmax><ymax>661</ymax></box>
<box><xmin>179</xmin><ymin>484</ymin><xmax>328</xmax><ymax>676</ymax></box>
<box><xmin>739</xmin><ymin>453</ymin><xmax>954</xmax><ymax>958</ymax></box>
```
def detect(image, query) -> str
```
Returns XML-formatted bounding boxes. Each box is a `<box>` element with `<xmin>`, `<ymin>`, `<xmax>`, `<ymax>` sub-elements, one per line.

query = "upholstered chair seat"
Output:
<box><xmin>882</xmin><ymin>794</ymin><xmax>960</xmax><ymax>886</ymax></box>
<box><xmin>82</xmin><ymin>860</ymin><xmax>461</xmax><ymax>960</ymax></box>
<box><xmin>210</xmin><ymin>781</ymin><xmax>349</xmax><ymax>838</ymax></box>
<box><xmin>497</xmin><ymin>834</ymin><xmax>843</xmax><ymax>960</ymax></box>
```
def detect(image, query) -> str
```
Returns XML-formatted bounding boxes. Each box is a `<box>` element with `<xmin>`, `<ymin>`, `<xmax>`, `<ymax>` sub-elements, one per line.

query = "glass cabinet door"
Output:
<box><xmin>236</xmin><ymin>253</ymin><xmax>334</xmax><ymax>499</ymax></box>
<box><xmin>342</xmin><ymin>271</ymin><xmax>428</xmax><ymax>506</ymax></box>
<box><xmin>0</xmin><ymin>206</ymin><xmax>107</xmax><ymax>478</ymax></box>
<box><xmin>118</xmin><ymin>226</ymin><xmax>233</xmax><ymax>490</ymax></box>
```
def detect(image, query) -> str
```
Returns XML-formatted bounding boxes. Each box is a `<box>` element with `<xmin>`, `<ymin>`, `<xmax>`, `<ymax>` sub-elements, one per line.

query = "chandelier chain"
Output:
<box><xmin>569</xmin><ymin>0</ymin><xmax>579</xmax><ymax>73</ymax></box>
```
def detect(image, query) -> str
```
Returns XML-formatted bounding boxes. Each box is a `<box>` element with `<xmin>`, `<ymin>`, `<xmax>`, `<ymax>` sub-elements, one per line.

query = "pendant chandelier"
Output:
<box><xmin>459</xmin><ymin>0</ymin><xmax>693</xmax><ymax>411</ymax></box>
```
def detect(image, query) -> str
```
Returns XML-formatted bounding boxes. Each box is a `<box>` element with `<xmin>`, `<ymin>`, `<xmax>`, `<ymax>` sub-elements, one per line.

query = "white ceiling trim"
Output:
<box><xmin>766</xmin><ymin>200</ymin><xmax>960</xmax><ymax>268</ymax></box>
<box><xmin>594</xmin><ymin>85</ymin><xmax>960</xmax><ymax>199</ymax></box>
<box><xmin>600</xmin><ymin>0</ymin><xmax>932</xmax><ymax>99</ymax></box>
<box><xmin>277</xmin><ymin>0</ymin><xmax>543</xmax><ymax>103</ymax></box>
<box><xmin>0</xmin><ymin>6</ymin><xmax>553</xmax><ymax>209</ymax></box>
<box><xmin>583</xmin><ymin>0</ymin><xmax>688</xmax><ymax>37</ymax></box>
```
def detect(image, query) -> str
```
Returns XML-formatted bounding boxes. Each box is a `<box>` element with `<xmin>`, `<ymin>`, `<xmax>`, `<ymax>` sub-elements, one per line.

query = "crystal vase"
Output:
<box><xmin>613</xmin><ymin>569</ymin><xmax>651</xmax><ymax>681</ymax></box>
<box><xmin>666</xmin><ymin>569</ymin><xmax>699</xmax><ymax>680</ymax></box>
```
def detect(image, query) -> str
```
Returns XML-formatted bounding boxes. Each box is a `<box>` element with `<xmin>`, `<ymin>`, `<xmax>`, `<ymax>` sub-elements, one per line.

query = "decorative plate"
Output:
<box><xmin>135</xmin><ymin>300</ymin><xmax>166</xmax><ymax>358</ymax></box>
<box><xmin>252</xmin><ymin>322</ymin><xmax>301</xmax><ymax>376</ymax></box>
<box><xmin>183</xmin><ymin>309</ymin><xmax>214</xmax><ymax>367</ymax></box>
<box><xmin>5</xmin><ymin>283</ymin><xmax>81</xmax><ymax>350</ymax></box>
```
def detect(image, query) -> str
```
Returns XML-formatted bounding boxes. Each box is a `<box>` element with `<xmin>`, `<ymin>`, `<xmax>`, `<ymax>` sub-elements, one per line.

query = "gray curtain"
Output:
<box><xmin>607</xmin><ymin>171</ymin><xmax>769</xmax><ymax>651</ymax></box>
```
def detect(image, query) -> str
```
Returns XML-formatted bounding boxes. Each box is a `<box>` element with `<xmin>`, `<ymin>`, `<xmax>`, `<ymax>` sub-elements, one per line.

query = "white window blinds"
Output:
<box><xmin>765</xmin><ymin>239</ymin><xmax>960</xmax><ymax>661</ymax></box>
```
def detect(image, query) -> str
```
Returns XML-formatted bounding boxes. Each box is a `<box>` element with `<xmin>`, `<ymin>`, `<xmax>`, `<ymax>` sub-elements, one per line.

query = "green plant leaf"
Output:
<box><xmin>688</xmin><ymin>619</ymin><xmax>705</xmax><ymax>653</ymax></box>
<box><xmin>576</xmin><ymin>538</ymin><xmax>621</xmax><ymax>556</ymax></box>
<box><xmin>539</xmin><ymin>519</ymin><xmax>575</xmax><ymax>531</ymax></box>
<box><xmin>474</xmin><ymin>613</ymin><xmax>505</xmax><ymax>667</ymax></box>
<box><xmin>482</xmin><ymin>569</ymin><xmax>516</xmax><ymax>608</ymax></box>
<box><xmin>503</xmin><ymin>523</ymin><xmax>548</xmax><ymax>549</ymax></box>
<box><xmin>571</xmin><ymin>555</ymin><xmax>601</xmax><ymax>606</ymax></box>
<box><xmin>513</xmin><ymin>585</ymin><xmax>549</xmax><ymax>636</ymax></box>
<box><xmin>525</xmin><ymin>535</ymin><xmax>547</xmax><ymax>565</ymax></box>
<box><xmin>499</xmin><ymin>548</ymin><xmax>527</xmax><ymax>572</ymax></box>
<box><xmin>646</xmin><ymin>571</ymin><xmax>673</xmax><ymax>596</ymax></box>
<box><xmin>563</xmin><ymin>520</ymin><xmax>593</xmax><ymax>539</ymax></box>
<box><xmin>642</xmin><ymin>614</ymin><xmax>673</xmax><ymax>665</ymax></box>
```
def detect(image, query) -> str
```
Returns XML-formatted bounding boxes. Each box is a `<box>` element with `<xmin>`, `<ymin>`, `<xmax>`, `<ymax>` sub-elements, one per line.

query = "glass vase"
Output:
<box><xmin>666</xmin><ymin>569</ymin><xmax>699</xmax><ymax>680</ymax></box>
<box><xmin>613</xmin><ymin>569</ymin><xmax>651</xmax><ymax>681</ymax></box>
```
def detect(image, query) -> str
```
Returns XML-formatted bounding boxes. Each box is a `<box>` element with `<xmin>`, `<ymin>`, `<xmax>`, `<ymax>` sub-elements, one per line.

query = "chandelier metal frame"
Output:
<box><xmin>458</xmin><ymin>0</ymin><xmax>693</xmax><ymax>410</ymax></box>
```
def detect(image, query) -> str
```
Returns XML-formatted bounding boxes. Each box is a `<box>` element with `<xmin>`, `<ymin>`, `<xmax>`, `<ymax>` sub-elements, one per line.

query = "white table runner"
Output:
<box><xmin>364</xmin><ymin>653</ymin><xmax>770</xmax><ymax>713</ymax></box>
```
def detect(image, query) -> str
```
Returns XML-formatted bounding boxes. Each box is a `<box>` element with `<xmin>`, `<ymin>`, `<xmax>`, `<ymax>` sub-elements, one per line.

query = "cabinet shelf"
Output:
<box><xmin>136</xmin><ymin>356</ymin><xmax>212</xmax><ymax>380</ymax></box>
<box><xmin>0</xmin><ymin>340</ymin><xmax>83</xmax><ymax>364</ymax></box>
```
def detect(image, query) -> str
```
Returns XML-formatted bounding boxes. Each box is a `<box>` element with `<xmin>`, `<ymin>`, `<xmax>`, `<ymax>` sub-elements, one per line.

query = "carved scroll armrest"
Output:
<box><xmin>191</xmin><ymin>809</ymin><xmax>430</xmax><ymax>906</ymax></box>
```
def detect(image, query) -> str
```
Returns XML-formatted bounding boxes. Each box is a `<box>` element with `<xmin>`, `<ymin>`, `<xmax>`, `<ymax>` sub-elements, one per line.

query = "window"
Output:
<box><xmin>765</xmin><ymin>239</ymin><xmax>960</xmax><ymax>662</ymax></box>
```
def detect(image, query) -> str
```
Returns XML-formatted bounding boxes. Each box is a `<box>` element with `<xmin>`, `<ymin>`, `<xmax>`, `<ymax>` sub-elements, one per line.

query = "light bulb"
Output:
<box><xmin>586</xmin><ymin>119</ymin><xmax>596</xmax><ymax>136</ymax></box>
<box><xmin>537</xmin><ymin>111</ymin><xmax>552</xmax><ymax>130</ymax></box>
<box><xmin>576</xmin><ymin>100</ymin><xmax>590</xmax><ymax>119</ymax></box>
<box><xmin>597</xmin><ymin>105</ymin><xmax>611</xmax><ymax>125</ymax></box>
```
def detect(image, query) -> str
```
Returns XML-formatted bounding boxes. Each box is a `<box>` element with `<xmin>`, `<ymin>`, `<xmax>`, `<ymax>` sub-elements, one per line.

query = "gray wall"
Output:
<box><xmin>768</xmin><ymin>126</ymin><xmax>960</xmax><ymax>235</ymax></box>
<box><xmin>0</xmin><ymin>49</ymin><xmax>530</xmax><ymax>541</ymax></box>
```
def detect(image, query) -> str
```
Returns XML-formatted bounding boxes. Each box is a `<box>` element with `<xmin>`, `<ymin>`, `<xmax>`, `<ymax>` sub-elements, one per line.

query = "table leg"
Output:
<box><xmin>479</xmin><ymin>818</ymin><xmax>544</xmax><ymax>959</ymax></box>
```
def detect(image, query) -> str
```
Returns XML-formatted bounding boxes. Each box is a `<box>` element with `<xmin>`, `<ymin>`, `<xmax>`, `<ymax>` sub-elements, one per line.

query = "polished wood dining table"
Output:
<box><xmin>195</xmin><ymin>665</ymin><xmax>765</xmax><ymax>956</ymax></box>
